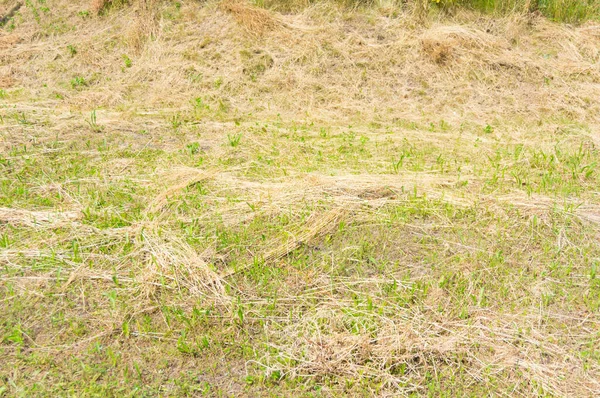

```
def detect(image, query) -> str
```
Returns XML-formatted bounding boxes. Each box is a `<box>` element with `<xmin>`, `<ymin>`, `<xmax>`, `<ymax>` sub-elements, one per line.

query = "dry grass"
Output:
<box><xmin>223</xmin><ymin>205</ymin><xmax>349</xmax><ymax>278</ymax></box>
<box><xmin>1</xmin><ymin>0</ymin><xmax>600</xmax><ymax>396</ymax></box>
<box><xmin>220</xmin><ymin>0</ymin><xmax>283</xmax><ymax>35</ymax></box>
<box><xmin>0</xmin><ymin>207</ymin><xmax>82</xmax><ymax>228</ymax></box>
<box><xmin>90</xmin><ymin>0</ymin><xmax>108</xmax><ymax>14</ymax></box>
<box><xmin>3</xmin><ymin>1</ymin><xmax>599</xmax><ymax>123</ymax></box>
<box><xmin>147</xmin><ymin>167</ymin><xmax>216</xmax><ymax>214</ymax></box>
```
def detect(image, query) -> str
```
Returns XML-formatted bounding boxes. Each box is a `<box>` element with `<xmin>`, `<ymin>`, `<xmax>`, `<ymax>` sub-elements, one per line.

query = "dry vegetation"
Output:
<box><xmin>1</xmin><ymin>0</ymin><xmax>600</xmax><ymax>396</ymax></box>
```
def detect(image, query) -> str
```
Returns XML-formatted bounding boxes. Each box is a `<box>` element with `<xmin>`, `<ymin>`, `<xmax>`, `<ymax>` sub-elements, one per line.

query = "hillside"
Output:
<box><xmin>1</xmin><ymin>0</ymin><xmax>600</xmax><ymax>396</ymax></box>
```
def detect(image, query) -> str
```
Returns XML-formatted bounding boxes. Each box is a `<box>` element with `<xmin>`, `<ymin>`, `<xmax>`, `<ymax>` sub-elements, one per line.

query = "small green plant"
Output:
<box><xmin>236</xmin><ymin>304</ymin><xmax>245</xmax><ymax>325</ymax></box>
<box><xmin>170</xmin><ymin>113</ymin><xmax>183</xmax><ymax>129</ymax></box>
<box><xmin>15</xmin><ymin>112</ymin><xmax>30</xmax><ymax>125</ymax></box>
<box><xmin>0</xmin><ymin>232</ymin><xmax>9</xmax><ymax>248</ymax></box>
<box><xmin>122</xmin><ymin>54</ymin><xmax>132</xmax><ymax>68</ymax></box>
<box><xmin>176</xmin><ymin>331</ymin><xmax>192</xmax><ymax>355</ymax></box>
<box><xmin>484</xmin><ymin>124</ymin><xmax>494</xmax><ymax>134</ymax></box>
<box><xmin>105</xmin><ymin>289</ymin><xmax>117</xmax><ymax>310</ymax></box>
<box><xmin>87</xmin><ymin>109</ymin><xmax>104</xmax><ymax>133</ymax></box>
<box><xmin>185</xmin><ymin>67</ymin><xmax>203</xmax><ymax>83</ymax></box>
<box><xmin>218</xmin><ymin>98</ymin><xmax>230</xmax><ymax>113</ymax></box>
<box><xmin>67</xmin><ymin>45</ymin><xmax>77</xmax><ymax>57</ymax></box>
<box><xmin>3</xmin><ymin>325</ymin><xmax>24</xmax><ymax>347</ymax></box>
<box><xmin>186</xmin><ymin>142</ymin><xmax>200</xmax><ymax>155</ymax></box>
<box><xmin>227</xmin><ymin>133</ymin><xmax>242</xmax><ymax>147</ymax></box>
<box><xmin>70</xmin><ymin>76</ymin><xmax>87</xmax><ymax>89</ymax></box>
<box><xmin>392</xmin><ymin>152</ymin><xmax>410</xmax><ymax>173</ymax></box>
<box><xmin>193</xmin><ymin>97</ymin><xmax>209</xmax><ymax>111</ymax></box>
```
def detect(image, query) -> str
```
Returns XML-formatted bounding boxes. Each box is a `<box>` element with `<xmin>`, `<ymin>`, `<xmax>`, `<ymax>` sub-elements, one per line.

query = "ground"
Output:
<box><xmin>1</xmin><ymin>0</ymin><xmax>600</xmax><ymax>396</ymax></box>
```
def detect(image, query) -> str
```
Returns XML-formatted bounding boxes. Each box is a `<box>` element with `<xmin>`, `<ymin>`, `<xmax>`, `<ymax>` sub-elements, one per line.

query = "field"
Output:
<box><xmin>1</xmin><ymin>0</ymin><xmax>600</xmax><ymax>396</ymax></box>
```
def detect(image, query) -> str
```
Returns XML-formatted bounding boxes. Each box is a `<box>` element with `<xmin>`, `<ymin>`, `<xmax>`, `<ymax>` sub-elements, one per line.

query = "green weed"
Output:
<box><xmin>70</xmin><ymin>76</ymin><xmax>87</xmax><ymax>89</ymax></box>
<box><xmin>227</xmin><ymin>133</ymin><xmax>242</xmax><ymax>147</ymax></box>
<box><xmin>87</xmin><ymin>109</ymin><xmax>104</xmax><ymax>133</ymax></box>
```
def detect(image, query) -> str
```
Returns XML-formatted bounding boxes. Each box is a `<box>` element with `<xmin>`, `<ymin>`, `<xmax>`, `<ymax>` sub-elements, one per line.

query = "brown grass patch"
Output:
<box><xmin>0</xmin><ymin>74</ymin><xmax>16</xmax><ymax>88</ymax></box>
<box><xmin>421</xmin><ymin>25</ymin><xmax>504</xmax><ymax>64</ymax></box>
<box><xmin>219</xmin><ymin>0</ymin><xmax>282</xmax><ymax>35</ymax></box>
<box><xmin>0</xmin><ymin>34</ymin><xmax>21</xmax><ymax>50</ymax></box>
<box><xmin>0</xmin><ymin>207</ymin><xmax>81</xmax><ymax>228</ymax></box>
<box><xmin>125</xmin><ymin>0</ymin><xmax>161</xmax><ymax>51</ymax></box>
<box><xmin>91</xmin><ymin>0</ymin><xmax>109</xmax><ymax>14</ymax></box>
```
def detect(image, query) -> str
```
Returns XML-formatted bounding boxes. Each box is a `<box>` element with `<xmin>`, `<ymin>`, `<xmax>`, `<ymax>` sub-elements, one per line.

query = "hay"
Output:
<box><xmin>219</xmin><ymin>0</ymin><xmax>282</xmax><ymax>36</ymax></box>
<box><xmin>3</xmin><ymin>1</ymin><xmax>598</xmax><ymax>124</ymax></box>
<box><xmin>0</xmin><ymin>207</ymin><xmax>81</xmax><ymax>228</ymax></box>
<box><xmin>147</xmin><ymin>167</ymin><xmax>215</xmax><ymax>214</ymax></box>
<box><xmin>91</xmin><ymin>0</ymin><xmax>109</xmax><ymax>14</ymax></box>
<box><xmin>223</xmin><ymin>205</ymin><xmax>348</xmax><ymax>278</ymax></box>
<box><xmin>420</xmin><ymin>25</ymin><xmax>505</xmax><ymax>64</ymax></box>
<box><xmin>125</xmin><ymin>0</ymin><xmax>161</xmax><ymax>51</ymax></box>
<box><xmin>2</xmin><ymin>2</ymin><xmax>600</xmax><ymax>395</ymax></box>
<box><xmin>138</xmin><ymin>227</ymin><xmax>228</xmax><ymax>301</ymax></box>
<box><xmin>261</xmin><ymin>308</ymin><xmax>600</xmax><ymax>395</ymax></box>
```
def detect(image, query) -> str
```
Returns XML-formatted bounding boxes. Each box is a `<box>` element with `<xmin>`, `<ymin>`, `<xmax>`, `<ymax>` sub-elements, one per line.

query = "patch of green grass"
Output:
<box><xmin>122</xmin><ymin>54</ymin><xmax>133</xmax><ymax>68</ymax></box>
<box><xmin>70</xmin><ymin>76</ymin><xmax>88</xmax><ymax>89</ymax></box>
<box><xmin>227</xmin><ymin>133</ymin><xmax>243</xmax><ymax>147</ymax></box>
<box><xmin>429</xmin><ymin>0</ymin><xmax>600</xmax><ymax>22</ymax></box>
<box><xmin>66</xmin><ymin>44</ymin><xmax>77</xmax><ymax>57</ymax></box>
<box><xmin>257</xmin><ymin>0</ymin><xmax>600</xmax><ymax>22</ymax></box>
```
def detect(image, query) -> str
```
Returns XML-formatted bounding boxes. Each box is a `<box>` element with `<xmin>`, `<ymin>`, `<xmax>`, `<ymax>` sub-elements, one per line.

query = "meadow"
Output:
<box><xmin>1</xmin><ymin>0</ymin><xmax>600</xmax><ymax>395</ymax></box>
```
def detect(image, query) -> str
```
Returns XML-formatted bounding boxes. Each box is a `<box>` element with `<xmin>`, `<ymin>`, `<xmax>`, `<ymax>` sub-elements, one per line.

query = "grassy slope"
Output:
<box><xmin>1</xmin><ymin>0</ymin><xmax>600</xmax><ymax>396</ymax></box>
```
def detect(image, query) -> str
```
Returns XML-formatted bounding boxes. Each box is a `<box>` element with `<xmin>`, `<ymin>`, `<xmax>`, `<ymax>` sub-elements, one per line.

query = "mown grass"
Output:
<box><xmin>1</xmin><ymin>0</ymin><xmax>600</xmax><ymax>396</ymax></box>
<box><xmin>2</xmin><ymin>107</ymin><xmax>600</xmax><ymax>395</ymax></box>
